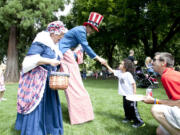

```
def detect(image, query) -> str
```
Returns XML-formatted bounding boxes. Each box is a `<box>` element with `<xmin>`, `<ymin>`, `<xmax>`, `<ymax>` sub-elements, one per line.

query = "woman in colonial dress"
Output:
<box><xmin>58</xmin><ymin>12</ymin><xmax>106</xmax><ymax>125</ymax></box>
<box><xmin>15</xmin><ymin>21</ymin><xmax>67</xmax><ymax>135</ymax></box>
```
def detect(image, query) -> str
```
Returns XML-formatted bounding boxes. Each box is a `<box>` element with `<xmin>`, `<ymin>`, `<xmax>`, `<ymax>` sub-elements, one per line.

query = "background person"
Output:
<box><xmin>127</xmin><ymin>49</ymin><xmax>138</xmax><ymax>65</ymax></box>
<box><xmin>15</xmin><ymin>21</ymin><xmax>67</xmax><ymax>135</ymax></box>
<box><xmin>145</xmin><ymin>56</ymin><xmax>157</xmax><ymax>77</ymax></box>
<box><xmin>145</xmin><ymin>57</ymin><xmax>154</xmax><ymax>73</ymax></box>
<box><xmin>95</xmin><ymin>71</ymin><xmax>98</xmax><ymax>79</ymax></box>
<box><xmin>82</xmin><ymin>68</ymin><xmax>87</xmax><ymax>80</ymax></box>
<box><xmin>143</xmin><ymin>52</ymin><xmax>180</xmax><ymax>135</ymax></box>
<box><xmin>58</xmin><ymin>12</ymin><xmax>106</xmax><ymax>125</ymax></box>
<box><xmin>102</xmin><ymin>66</ymin><xmax>107</xmax><ymax>80</ymax></box>
<box><xmin>0</xmin><ymin>63</ymin><xmax>6</xmax><ymax>101</ymax></box>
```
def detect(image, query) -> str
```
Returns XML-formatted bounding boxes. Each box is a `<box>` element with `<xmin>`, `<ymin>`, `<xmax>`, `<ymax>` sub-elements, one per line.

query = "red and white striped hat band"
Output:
<box><xmin>83</xmin><ymin>12</ymin><xmax>104</xmax><ymax>32</ymax></box>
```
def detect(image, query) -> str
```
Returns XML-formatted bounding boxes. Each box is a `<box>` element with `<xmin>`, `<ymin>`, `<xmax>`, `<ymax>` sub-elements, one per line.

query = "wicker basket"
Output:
<box><xmin>49</xmin><ymin>64</ymin><xmax>70</xmax><ymax>90</ymax></box>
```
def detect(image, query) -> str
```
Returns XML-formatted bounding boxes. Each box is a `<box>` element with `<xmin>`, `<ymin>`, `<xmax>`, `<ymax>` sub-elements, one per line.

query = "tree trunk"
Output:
<box><xmin>4</xmin><ymin>26</ymin><xmax>19</xmax><ymax>82</ymax></box>
<box><xmin>152</xmin><ymin>27</ymin><xmax>158</xmax><ymax>55</ymax></box>
<box><xmin>104</xmin><ymin>42</ymin><xmax>116</xmax><ymax>67</ymax></box>
<box><xmin>160</xmin><ymin>17</ymin><xmax>180</xmax><ymax>48</ymax></box>
<box><xmin>141</xmin><ymin>31</ymin><xmax>150</xmax><ymax>56</ymax></box>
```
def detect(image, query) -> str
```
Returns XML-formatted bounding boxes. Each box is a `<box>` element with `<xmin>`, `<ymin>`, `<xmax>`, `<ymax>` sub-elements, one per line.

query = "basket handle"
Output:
<box><xmin>59</xmin><ymin>62</ymin><xmax>69</xmax><ymax>74</ymax></box>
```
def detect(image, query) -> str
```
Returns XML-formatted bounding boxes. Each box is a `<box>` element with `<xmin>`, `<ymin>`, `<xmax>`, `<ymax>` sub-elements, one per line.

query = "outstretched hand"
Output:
<box><xmin>49</xmin><ymin>59</ymin><xmax>61</xmax><ymax>67</ymax></box>
<box><xmin>98</xmin><ymin>57</ymin><xmax>107</xmax><ymax>65</ymax></box>
<box><xmin>102</xmin><ymin>60</ymin><xmax>108</xmax><ymax>66</ymax></box>
<box><xmin>100</xmin><ymin>58</ymin><xmax>107</xmax><ymax>65</ymax></box>
<box><xmin>142</xmin><ymin>96</ymin><xmax>154</xmax><ymax>104</ymax></box>
<box><xmin>95</xmin><ymin>56</ymin><xmax>108</xmax><ymax>65</ymax></box>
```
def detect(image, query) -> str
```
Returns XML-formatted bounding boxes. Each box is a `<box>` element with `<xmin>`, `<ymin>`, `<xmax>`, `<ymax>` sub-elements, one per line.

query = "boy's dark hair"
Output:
<box><xmin>123</xmin><ymin>58</ymin><xmax>135</xmax><ymax>74</ymax></box>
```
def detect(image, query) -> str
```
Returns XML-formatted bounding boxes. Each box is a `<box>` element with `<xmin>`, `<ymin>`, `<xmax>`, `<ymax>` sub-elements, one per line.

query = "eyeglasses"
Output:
<box><xmin>153</xmin><ymin>58</ymin><xmax>163</xmax><ymax>62</ymax></box>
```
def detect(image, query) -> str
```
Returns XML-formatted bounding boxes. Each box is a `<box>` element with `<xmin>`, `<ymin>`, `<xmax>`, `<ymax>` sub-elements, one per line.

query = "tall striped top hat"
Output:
<box><xmin>83</xmin><ymin>12</ymin><xmax>103</xmax><ymax>32</ymax></box>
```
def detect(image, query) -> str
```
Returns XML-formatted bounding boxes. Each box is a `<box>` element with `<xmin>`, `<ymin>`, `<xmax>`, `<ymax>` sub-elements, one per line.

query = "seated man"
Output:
<box><xmin>143</xmin><ymin>52</ymin><xmax>180</xmax><ymax>135</ymax></box>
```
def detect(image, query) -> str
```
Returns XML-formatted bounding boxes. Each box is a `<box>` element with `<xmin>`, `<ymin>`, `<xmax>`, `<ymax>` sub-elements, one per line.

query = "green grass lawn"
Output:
<box><xmin>0</xmin><ymin>77</ymin><xmax>168</xmax><ymax>135</ymax></box>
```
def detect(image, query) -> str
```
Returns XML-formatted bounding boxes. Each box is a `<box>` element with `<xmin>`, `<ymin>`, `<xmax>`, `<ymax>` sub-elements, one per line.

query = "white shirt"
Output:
<box><xmin>22</xmin><ymin>31</ymin><xmax>63</xmax><ymax>73</ymax></box>
<box><xmin>114</xmin><ymin>70</ymin><xmax>135</xmax><ymax>96</ymax></box>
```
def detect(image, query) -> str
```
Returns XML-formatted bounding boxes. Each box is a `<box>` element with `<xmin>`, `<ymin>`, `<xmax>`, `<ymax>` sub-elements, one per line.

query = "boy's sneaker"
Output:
<box><xmin>132</xmin><ymin>122</ymin><xmax>145</xmax><ymax>128</ymax></box>
<box><xmin>122</xmin><ymin>118</ymin><xmax>130</xmax><ymax>123</ymax></box>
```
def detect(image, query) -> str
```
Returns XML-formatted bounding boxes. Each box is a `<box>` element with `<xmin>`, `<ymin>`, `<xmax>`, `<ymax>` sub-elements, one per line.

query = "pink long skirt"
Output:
<box><xmin>61</xmin><ymin>50</ymin><xmax>94</xmax><ymax>125</ymax></box>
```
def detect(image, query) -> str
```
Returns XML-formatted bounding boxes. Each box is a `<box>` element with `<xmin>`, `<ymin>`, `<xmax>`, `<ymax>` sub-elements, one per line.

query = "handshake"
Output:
<box><xmin>95</xmin><ymin>56</ymin><xmax>108</xmax><ymax>66</ymax></box>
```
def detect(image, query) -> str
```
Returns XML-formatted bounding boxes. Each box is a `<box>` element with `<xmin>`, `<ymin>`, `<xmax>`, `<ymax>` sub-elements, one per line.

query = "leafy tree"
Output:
<box><xmin>67</xmin><ymin>0</ymin><xmax>180</xmax><ymax>67</ymax></box>
<box><xmin>0</xmin><ymin>0</ymin><xmax>66</xmax><ymax>82</ymax></box>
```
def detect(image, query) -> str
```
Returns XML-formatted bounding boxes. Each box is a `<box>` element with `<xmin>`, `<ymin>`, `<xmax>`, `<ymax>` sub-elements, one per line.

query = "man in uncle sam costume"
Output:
<box><xmin>58</xmin><ymin>12</ymin><xmax>106</xmax><ymax>125</ymax></box>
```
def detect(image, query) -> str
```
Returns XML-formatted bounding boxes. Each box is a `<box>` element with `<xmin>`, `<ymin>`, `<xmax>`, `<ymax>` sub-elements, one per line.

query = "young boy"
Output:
<box><xmin>104</xmin><ymin>58</ymin><xmax>145</xmax><ymax>128</ymax></box>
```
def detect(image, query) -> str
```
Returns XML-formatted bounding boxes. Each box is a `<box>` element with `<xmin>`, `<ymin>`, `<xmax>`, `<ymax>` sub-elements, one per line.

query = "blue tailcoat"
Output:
<box><xmin>59</xmin><ymin>26</ymin><xmax>97</xmax><ymax>59</ymax></box>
